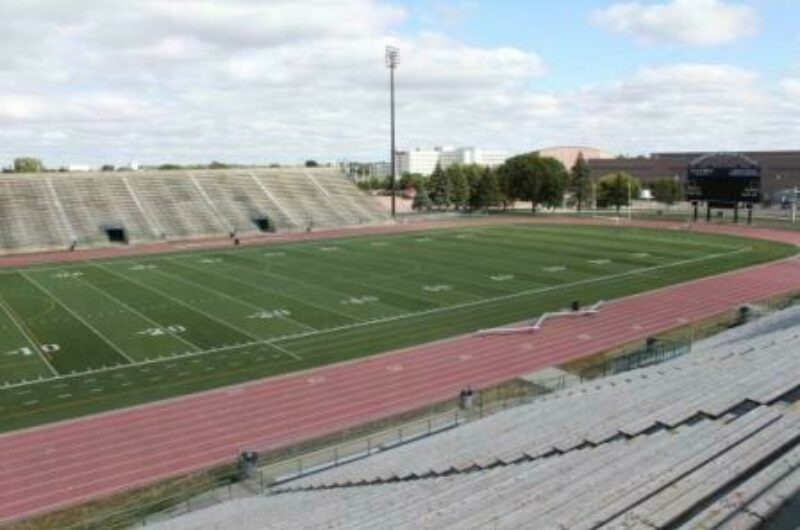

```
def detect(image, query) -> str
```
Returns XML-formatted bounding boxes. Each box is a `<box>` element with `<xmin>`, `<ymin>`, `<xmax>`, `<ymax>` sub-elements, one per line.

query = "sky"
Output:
<box><xmin>0</xmin><ymin>0</ymin><xmax>798</xmax><ymax>167</ymax></box>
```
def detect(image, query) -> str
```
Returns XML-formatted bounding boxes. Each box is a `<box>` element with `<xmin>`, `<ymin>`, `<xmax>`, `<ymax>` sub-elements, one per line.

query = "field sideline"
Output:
<box><xmin>0</xmin><ymin>223</ymin><xmax>794</xmax><ymax>432</ymax></box>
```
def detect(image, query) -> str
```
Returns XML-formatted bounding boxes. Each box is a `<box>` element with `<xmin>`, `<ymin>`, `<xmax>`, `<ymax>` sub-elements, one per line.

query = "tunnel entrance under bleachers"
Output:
<box><xmin>103</xmin><ymin>225</ymin><xmax>129</xmax><ymax>244</ymax></box>
<box><xmin>252</xmin><ymin>216</ymin><xmax>275</xmax><ymax>233</ymax></box>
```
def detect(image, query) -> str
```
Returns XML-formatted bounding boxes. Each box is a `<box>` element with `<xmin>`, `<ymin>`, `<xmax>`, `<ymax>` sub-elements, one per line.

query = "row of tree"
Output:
<box><xmin>402</xmin><ymin>152</ymin><xmax>665</xmax><ymax>213</ymax></box>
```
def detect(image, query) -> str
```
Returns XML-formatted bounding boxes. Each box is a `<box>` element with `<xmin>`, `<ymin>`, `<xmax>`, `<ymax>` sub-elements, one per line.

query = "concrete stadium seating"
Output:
<box><xmin>0</xmin><ymin>168</ymin><xmax>388</xmax><ymax>254</ymax></box>
<box><xmin>153</xmin><ymin>305</ymin><xmax>800</xmax><ymax>529</ymax></box>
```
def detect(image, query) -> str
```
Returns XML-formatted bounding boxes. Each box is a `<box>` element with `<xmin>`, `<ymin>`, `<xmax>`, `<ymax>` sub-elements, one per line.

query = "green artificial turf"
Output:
<box><xmin>0</xmin><ymin>223</ymin><xmax>794</xmax><ymax>432</ymax></box>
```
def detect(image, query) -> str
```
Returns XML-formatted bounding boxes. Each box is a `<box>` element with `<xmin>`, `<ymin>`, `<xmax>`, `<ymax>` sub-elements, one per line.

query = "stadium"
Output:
<box><xmin>1</xmin><ymin>2</ymin><xmax>800</xmax><ymax>528</ymax></box>
<box><xmin>0</xmin><ymin>151</ymin><xmax>798</xmax><ymax>530</ymax></box>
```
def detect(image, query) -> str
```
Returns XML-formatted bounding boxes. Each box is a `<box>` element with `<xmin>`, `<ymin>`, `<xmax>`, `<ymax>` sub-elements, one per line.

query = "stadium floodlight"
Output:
<box><xmin>386</xmin><ymin>45</ymin><xmax>400</xmax><ymax>217</ymax></box>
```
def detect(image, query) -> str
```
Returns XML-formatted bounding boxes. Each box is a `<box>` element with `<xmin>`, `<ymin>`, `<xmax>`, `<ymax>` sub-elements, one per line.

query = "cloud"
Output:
<box><xmin>593</xmin><ymin>0</ymin><xmax>757</xmax><ymax>46</ymax></box>
<box><xmin>0</xmin><ymin>1</ymin><xmax>795</xmax><ymax>167</ymax></box>
<box><xmin>783</xmin><ymin>79</ymin><xmax>800</xmax><ymax>98</ymax></box>
<box><xmin>544</xmin><ymin>63</ymin><xmax>800</xmax><ymax>154</ymax></box>
<box><xmin>0</xmin><ymin>0</ymin><xmax>547</xmax><ymax>165</ymax></box>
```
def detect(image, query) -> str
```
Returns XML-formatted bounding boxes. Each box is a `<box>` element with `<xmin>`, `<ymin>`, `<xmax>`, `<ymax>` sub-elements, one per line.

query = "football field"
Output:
<box><xmin>0</xmin><ymin>223</ymin><xmax>794</xmax><ymax>432</ymax></box>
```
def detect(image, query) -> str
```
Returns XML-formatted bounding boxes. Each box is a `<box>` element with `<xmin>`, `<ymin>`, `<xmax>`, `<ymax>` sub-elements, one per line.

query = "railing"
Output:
<box><xmin>47</xmin><ymin>294</ymin><xmax>799</xmax><ymax>529</ymax></box>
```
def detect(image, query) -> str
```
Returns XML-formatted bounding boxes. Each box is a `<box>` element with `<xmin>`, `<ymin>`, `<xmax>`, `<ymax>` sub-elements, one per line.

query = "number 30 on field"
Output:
<box><xmin>6</xmin><ymin>344</ymin><xmax>61</xmax><ymax>357</ymax></box>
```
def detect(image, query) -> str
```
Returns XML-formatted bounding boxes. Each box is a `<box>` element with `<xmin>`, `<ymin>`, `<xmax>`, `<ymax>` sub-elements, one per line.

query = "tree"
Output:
<box><xmin>446</xmin><ymin>165</ymin><xmax>469</xmax><ymax>210</ymax></box>
<box><xmin>539</xmin><ymin>157</ymin><xmax>568</xmax><ymax>209</ymax></box>
<box><xmin>428</xmin><ymin>163</ymin><xmax>451</xmax><ymax>210</ymax></box>
<box><xmin>596</xmin><ymin>172</ymin><xmax>641</xmax><ymax>213</ymax></box>
<box><xmin>304</xmin><ymin>160</ymin><xmax>319</xmax><ymax>168</ymax></box>
<box><xmin>470</xmin><ymin>167</ymin><xmax>502</xmax><ymax>212</ymax></box>
<box><xmin>570</xmin><ymin>152</ymin><xmax>592</xmax><ymax>212</ymax></box>
<box><xmin>13</xmin><ymin>157</ymin><xmax>44</xmax><ymax>173</ymax></box>
<box><xmin>412</xmin><ymin>187</ymin><xmax>433</xmax><ymax>211</ymax></box>
<box><xmin>100</xmin><ymin>164</ymin><xmax>116</xmax><ymax>172</ymax></box>
<box><xmin>399</xmin><ymin>173</ymin><xmax>426</xmax><ymax>192</ymax></box>
<box><xmin>157</xmin><ymin>163</ymin><xmax>182</xmax><ymax>171</ymax></box>
<box><xmin>497</xmin><ymin>153</ymin><xmax>568</xmax><ymax>212</ymax></box>
<box><xmin>209</xmin><ymin>161</ymin><xmax>230</xmax><ymax>170</ymax></box>
<box><xmin>651</xmin><ymin>178</ymin><xmax>683</xmax><ymax>206</ymax></box>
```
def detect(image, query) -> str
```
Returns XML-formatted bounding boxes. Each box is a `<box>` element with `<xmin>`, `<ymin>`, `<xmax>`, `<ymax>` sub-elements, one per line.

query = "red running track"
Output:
<box><xmin>0</xmin><ymin>223</ymin><xmax>798</xmax><ymax>524</ymax></box>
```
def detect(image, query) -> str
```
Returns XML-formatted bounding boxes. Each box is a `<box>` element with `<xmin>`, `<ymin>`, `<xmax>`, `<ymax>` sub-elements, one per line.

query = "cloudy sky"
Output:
<box><xmin>0</xmin><ymin>0</ymin><xmax>797</xmax><ymax>167</ymax></box>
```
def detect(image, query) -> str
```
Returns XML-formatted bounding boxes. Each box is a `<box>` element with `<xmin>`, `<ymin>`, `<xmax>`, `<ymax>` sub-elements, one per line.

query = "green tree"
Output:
<box><xmin>209</xmin><ymin>161</ymin><xmax>230</xmax><ymax>170</ymax></box>
<box><xmin>466</xmin><ymin>166</ymin><xmax>484</xmax><ymax>211</ymax></box>
<box><xmin>570</xmin><ymin>152</ymin><xmax>592</xmax><ymax>212</ymax></box>
<box><xmin>497</xmin><ymin>153</ymin><xmax>568</xmax><ymax>212</ymax></box>
<box><xmin>651</xmin><ymin>178</ymin><xmax>683</xmax><ymax>206</ymax></box>
<box><xmin>428</xmin><ymin>163</ymin><xmax>451</xmax><ymax>210</ymax></box>
<box><xmin>399</xmin><ymin>173</ymin><xmax>426</xmax><ymax>192</ymax></box>
<box><xmin>447</xmin><ymin>165</ymin><xmax>470</xmax><ymax>210</ymax></box>
<box><xmin>596</xmin><ymin>172</ymin><xmax>641</xmax><ymax>213</ymax></box>
<box><xmin>539</xmin><ymin>157</ymin><xmax>568</xmax><ymax>209</ymax></box>
<box><xmin>304</xmin><ymin>160</ymin><xmax>319</xmax><ymax>168</ymax></box>
<box><xmin>13</xmin><ymin>157</ymin><xmax>44</xmax><ymax>173</ymax></box>
<box><xmin>470</xmin><ymin>167</ymin><xmax>502</xmax><ymax>212</ymax></box>
<box><xmin>412</xmin><ymin>187</ymin><xmax>433</xmax><ymax>211</ymax></box>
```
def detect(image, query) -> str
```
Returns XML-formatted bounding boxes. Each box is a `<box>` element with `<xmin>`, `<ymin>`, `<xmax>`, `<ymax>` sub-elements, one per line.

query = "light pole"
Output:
<box><xmin>627</xmin><ymin>176</ymin><xmax>632</xmax><ymax>223</ymax></box>
<box><xmin>386</xmin><ymin>45</ymin><xmax>399</xmax><ymax>217</ymax></box>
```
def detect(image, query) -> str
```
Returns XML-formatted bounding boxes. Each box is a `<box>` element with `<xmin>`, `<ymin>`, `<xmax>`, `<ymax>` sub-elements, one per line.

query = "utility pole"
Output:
<box><xmin>386</xmin><ymin>45</ymin><xmax>400</xmax><ymax>217</ymax></box>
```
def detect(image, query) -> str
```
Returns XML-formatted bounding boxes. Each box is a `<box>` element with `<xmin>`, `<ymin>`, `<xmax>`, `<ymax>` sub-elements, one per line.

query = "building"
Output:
<box><xmin>586</xmin><ymin>151</ymin><xmax>800</xmax><ymax>199</ymax></box>
<box><xmin>535</xmin><ymin>146</ymin><xmax>612</xmax><ymax>170</ymax></box>
<box><xmin>396</xmin><ymin>147</ymin><xmax>509</xmax><ymax>176</ymax></box>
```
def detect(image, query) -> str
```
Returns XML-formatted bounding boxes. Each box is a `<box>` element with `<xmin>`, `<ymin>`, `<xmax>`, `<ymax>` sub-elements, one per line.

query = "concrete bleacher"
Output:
<box><xmin>0</xmin><ymin>177</ymin><xmax>69</xmax><ymax>252</ymax></box>
<box><xmin>153</xmin><ymin>305</ymin><xmax>800</xmax><ymax>529</ymax></box>
<box><xmin>0</xmin><ymin>168</ymin><xmax>388</xmax><ymax>254</ymax></box>
<box><xmin>51</xmin><ymin>174</ymin><xmax>159</xmax><ymax>245</ymax></box>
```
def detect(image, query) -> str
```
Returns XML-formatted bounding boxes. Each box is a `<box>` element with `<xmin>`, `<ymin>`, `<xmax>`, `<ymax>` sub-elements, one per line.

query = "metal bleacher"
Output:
<box><xmin>153</xmin><ymin>306</ymin><xmax>800</xmax><ymax>530</ymax></box>
<box><xmin>0</xmin><ymin>168</ymin><xmax>388</xmax><ymax>254</ymax></box>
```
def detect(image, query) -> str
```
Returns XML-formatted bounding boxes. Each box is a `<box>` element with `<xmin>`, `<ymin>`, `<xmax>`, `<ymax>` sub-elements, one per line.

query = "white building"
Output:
<box><xmin>396</xmin><ymin>147</ymin><xmax>509</xmax><ymax>176</ymax></box>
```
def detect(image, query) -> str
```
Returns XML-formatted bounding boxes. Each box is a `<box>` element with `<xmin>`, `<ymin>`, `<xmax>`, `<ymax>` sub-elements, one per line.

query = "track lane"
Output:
<box><xmin>0</xmin><ymin>252</ymin><xmax>798</xmax><ymax>523</ymax></box>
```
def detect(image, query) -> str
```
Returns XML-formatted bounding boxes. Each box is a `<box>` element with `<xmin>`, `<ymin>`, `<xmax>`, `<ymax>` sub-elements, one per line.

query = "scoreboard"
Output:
<box><xmin>685</xmin><ymin>153</ymin><xmax>761</xmax><ymax>207</ymax></box>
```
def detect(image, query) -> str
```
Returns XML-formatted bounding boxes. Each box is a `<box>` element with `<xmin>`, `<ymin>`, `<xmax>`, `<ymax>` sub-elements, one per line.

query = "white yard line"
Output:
<box><xmin>0</xmin><ymin>247</ymin><xmax>749</xmax><ymax>390</ymax></box>
<box><xmin>175</xmin><ymin>254</ymin><xmax>365</xmax><ymax>325</ymax></box>
<box><xmin>265</xmin><ymin>247</ymin><xmax>752</xmax><ymax>346</ymax></box>
<box><xmin>164</xmin><ymin>257</ymin><xmax>316</xmax><ymax>334</ymax></box>
<box><xmin>0</xmin><ymin>294</ymin><xmax>60</xmax><ymax>377</ymax></box>
<box><xmin>19</xmin><ymin>271</ymin><xmax>136</xmax><ymax>365</ymax></box>
<box><xmin>93</xmin><ymin>263</ymin><xmax>303</xmax><ymax>361</ymax></box>
<box><xmin>76</xmin><ymin>274</ymin><xmax>202</xmax><ymax>353</ymax></box>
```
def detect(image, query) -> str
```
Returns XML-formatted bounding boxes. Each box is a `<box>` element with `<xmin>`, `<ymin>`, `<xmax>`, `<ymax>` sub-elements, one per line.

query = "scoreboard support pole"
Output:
<box><xmin>747</xmin><ymin>203</ymin><xmax>753</xmax><ymax>225</ymax></box>
<box><xmin>733</xmin><ymin>203</ymin><xmax>739</xmax><ymax>224</ymax></box>
<box><xmin>706</xmin><ymin>203</ymin><xmax>712</xmax><ymax>223</ymax></box>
